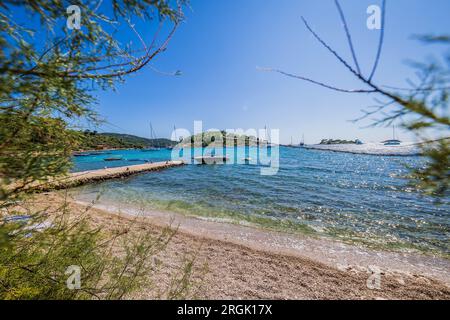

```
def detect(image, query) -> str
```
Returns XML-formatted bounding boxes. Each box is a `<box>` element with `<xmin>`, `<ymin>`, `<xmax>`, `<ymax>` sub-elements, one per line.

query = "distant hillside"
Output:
<box><xmin>77</xmin><ymin>131</ymin><xmax>177</xmax><ymax>150</ymax></box>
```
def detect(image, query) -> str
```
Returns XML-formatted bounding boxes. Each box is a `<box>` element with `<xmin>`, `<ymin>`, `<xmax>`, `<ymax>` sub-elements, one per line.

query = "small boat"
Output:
<box><xmin>242</xmin><ymin>157</ymin><xmax>253</xmax><ymax>164</ymax></box>
<box><xmin>383</xmin><ymin>139</ymin><xmax>401</xmax><ymax>146</ymax></box>
<box><xmin>73</xmin><ymin>153</ymin><xmax>90</xmax><ymax>157</ymax></box>
<box><xmin>193</xmin><ymin>156</ymin><xmax>229</xmax><ymax>164</ymax></box>
<box><xmin>104</xmin><ymin>157</ymin><xmax>123</xmax><ymax>162</ymax></box>
<box><xmin>299</xmin><ymin>134</ymin><xmax>305</xmax><ymax>147</ymax></box>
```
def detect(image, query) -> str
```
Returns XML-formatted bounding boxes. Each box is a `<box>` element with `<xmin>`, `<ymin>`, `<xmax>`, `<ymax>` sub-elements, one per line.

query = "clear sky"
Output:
<box><xmin>88</xmin><ymin>0</ymin><xmax>450</xmax><ymax>144</ymax></box>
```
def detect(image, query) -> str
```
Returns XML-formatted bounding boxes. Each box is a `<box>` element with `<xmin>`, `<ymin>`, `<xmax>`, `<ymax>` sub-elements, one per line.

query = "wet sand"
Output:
<box><xmin>28</xmin><ymin>192</ymin><xmax>450</xmax><ymax>300</ymax></box>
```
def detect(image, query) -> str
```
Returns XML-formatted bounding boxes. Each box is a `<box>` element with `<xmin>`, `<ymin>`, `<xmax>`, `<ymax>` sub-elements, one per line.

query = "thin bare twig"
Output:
<box><xmin>257</xmin><ymin>67</ymin><xmax>376</xmax><ymax>93</ymax></box>
<box><xmin>350</xmin><ymin>100</ymin><xmax>396</xmax><ymax>123</ymax></box>
<box><xmin>382</xmin><ymin>85</ymin><xmax>450</xmax><ymax>92</ymax></box>
<box><xmin>368</xmin><ymin>0</ymin><xmax>386</xmax><ymax>81</ymax></box>
<box><xmin>301</xmin><ymin>16</ymin><xmax>361</xmax><ymax>79</ymax></box>
<box><xmin>334</xmin><ymin>0</ymin><xmax>361</xmax><ymax>75</ymax></box>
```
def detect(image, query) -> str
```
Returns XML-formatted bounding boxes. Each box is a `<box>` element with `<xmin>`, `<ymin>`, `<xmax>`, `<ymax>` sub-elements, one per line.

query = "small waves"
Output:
<box><xmin>73</xmin><ymin>147</ymin><xmax>450</xmax><ymax>257</ymax></box>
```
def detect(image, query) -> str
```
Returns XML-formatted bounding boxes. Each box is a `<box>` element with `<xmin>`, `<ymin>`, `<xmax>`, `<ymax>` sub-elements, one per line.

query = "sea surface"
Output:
<box><xmin>72</xmin><ymin>147</ymin><xmax>449</xmax><ymax>257</ymax></box>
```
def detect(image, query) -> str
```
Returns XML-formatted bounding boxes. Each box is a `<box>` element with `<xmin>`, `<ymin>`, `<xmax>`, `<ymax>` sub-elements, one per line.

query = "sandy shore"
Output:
<box><xmin>24</xmin><ymin>192</ymin><xmax>450</xmax><ymax>300</ymax></box>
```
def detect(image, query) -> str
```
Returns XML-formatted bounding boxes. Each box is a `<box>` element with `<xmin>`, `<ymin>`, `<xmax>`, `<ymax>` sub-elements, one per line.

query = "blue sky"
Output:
<box><xmin>88</xmin><ymin>0</ymin><xmax>450</xmax><ymax>144</ymax></box>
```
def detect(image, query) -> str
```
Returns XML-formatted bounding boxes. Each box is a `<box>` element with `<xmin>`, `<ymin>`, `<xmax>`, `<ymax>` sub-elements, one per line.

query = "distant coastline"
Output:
<box><xmin>304</xmin><ymin>142</ymin><xmax>422</xmax><ymax>157</ymax></box>
<box><xmin>74</xmin><ymin>147</ymin><xmax>132</xmax><ymax>153</ymax></box>
<box><xmin>72</xmin><ymin>143</ymin><xmax>423</xmax><ymax>157</ymax></box>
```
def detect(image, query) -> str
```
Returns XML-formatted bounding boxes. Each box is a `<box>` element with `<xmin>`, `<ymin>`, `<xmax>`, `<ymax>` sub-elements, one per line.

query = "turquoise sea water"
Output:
<box><xmin>72</xmin><ymin>147</ymin><xmax>449</xmax><ymax>257</ymax></box>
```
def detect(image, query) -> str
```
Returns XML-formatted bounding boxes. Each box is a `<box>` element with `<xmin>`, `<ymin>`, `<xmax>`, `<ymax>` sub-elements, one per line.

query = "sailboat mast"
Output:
<box><xmin>150</xmin><ymin>122</ymin><xmax>159</xmax><ymax>148</ymax></box>
<box><xmin>149</xmin><ymin>122</ymin><xmax>153</xmax><ymax>147</ymax></box>
<box><xmin>149</xmin><ymin>122</ymin><xmax>153</xmax><ymax>139</ymax></box>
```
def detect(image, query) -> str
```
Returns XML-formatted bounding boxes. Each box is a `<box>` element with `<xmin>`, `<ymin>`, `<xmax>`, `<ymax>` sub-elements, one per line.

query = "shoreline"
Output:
<box><xmin>22</xmin><ymin>192</ymin><xmax>450</xmax><ymax>299</ymax></box>
<box><xmin>74</xmin><ymin>199</ymin><xmax>450</xmax><ymax>287</ymax></box>
<box><xmin>74</xmin><ymin>147</ymin><xmax>133</xmax><ymax>153</ymax></box>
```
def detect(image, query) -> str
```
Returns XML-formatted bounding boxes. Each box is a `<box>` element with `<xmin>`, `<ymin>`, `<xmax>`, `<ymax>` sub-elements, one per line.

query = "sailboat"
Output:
<box><xmin>299</xmin><ymin>134</ymin><xmax>305</xmax><ymax>147</ymax></box>
<box><xmin>383</xmin><ymin>125</ymin><xmax>401</xmax><ymax>146</ymax></box>
<box><xmin>261</xmin><ymin>125</ymin><xmax>272</xmax><ymax>148</ymax></box>
<box><xmin>141</xmin><ymin>122</ymin><xmax>161</xmax><ymax>152</ymax></box>
<box><xmin>166</xmin><ymin>125</ymin><xmax>177</xmax><ymax>150</ymax></box>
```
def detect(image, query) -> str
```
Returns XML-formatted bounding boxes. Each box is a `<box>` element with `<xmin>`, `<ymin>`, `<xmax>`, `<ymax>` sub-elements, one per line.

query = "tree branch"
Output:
<box><xmin>334</xmin><ymin>0</ymin><xmax>362</xmax><ymax>75</ymax></box>
<box><xmin>368</xmin><ymin>0</ymin><xmax>386</xmax><ymax>81</ymax></box>
<box><xmin>257</xmin><ymin>67</ymin><xmax>376</xmax><ymax>93</ymax></box>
